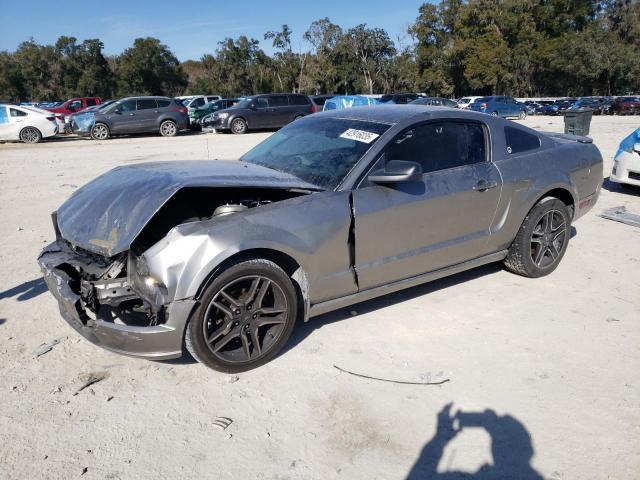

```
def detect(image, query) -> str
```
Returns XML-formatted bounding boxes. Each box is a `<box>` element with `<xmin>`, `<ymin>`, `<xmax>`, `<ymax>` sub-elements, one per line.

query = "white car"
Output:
<box><xmin>182</xmin><ymin>95</ymin><xmax>222</xmax><ymax>109</ymax></box>
<box><xmin>0</xmin><ymin>104</ymin><xmax>58</xmax><ymax>143</ymax></box>
<box><xmin>610</xmin><ymin>129</ymin><xmax>640</xmax><ymax>187</ymax></box>
<box><xmin>457</xmin><ymin>96</ymin><xmax>482</xmax><ymax>109</ymax></box>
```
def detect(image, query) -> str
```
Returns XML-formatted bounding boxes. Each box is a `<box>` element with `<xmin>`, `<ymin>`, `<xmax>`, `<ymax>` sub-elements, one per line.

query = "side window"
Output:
<box><xmin>9</xmin><ymin>108</ymin><xmax>27</xmax><ymax>117</ymax></box>
<box><xmin>137</xmin><ymin>99</ymin><xmax>158</xmax><ymax>110</ymax></box>
<box><xmin>255</xmin><ymin>97</ymin><xmax>269</xmax><ymax>108</ymax></box>
<box><xmin>385</xmin><ymin>122</ymin><xmax>486</xmax><ymax>174</ymax></box>
<box><xmin>68</xmin><ymin>100</ymin><xmax>82</xmax><ymax>110</ymax></box>
<box><xmin>268</xmin><ymin>95</ymin><xmax>289</xmax><ymax>107</ymax></box>
<box><xmin>118</xmin><ymin>100</ymin><xmax>137</xmax><ymax>112</ymax></box>
<box><xmin>86</xmin><ymin>98</ymin><xmax>97</xmax><ymax>107</ymax></box>
<box><xmin>504</xmin><ymin>126</ymin><xmax>540</xmax><ymax>154</ymax></box>
<box><xmin>157</xmin><ymin>99</ymin><xmax>171</xmax><ymax>108</ymax></box>
<box><xmin>192</xmin><ymin>98</ymin><xmax>205</xmax><ymax>108</ymax></box>
<box><xmin>289</xmin><ymin>95</ymin><xmax>310</xmax><ymax>106</ymax></box>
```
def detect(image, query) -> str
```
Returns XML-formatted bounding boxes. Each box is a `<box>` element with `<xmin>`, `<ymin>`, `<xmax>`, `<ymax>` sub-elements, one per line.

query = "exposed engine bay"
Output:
<box><xmin>44</xmin><ymin>187</ymin><xmax>307</xmax><ymax>330</ymax></box>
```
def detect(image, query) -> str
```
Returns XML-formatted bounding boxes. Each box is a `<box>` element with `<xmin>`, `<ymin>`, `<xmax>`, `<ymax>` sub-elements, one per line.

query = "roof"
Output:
<box><xmin>313</xmin><ymin>104</ymin><xmax>486</xmax><ymax>125</ymax></box>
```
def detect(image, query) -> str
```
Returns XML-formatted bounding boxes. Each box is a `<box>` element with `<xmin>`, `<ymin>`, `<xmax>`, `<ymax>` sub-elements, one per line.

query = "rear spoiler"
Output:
<box><xmin>543</xmin><ymin>132</ymin><xmax>593</xmax><ymax>143</ymax></box>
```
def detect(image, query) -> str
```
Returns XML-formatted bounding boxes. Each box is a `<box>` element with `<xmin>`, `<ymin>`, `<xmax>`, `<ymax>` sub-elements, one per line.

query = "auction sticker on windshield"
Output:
<box><xmin>340</xmin><ymin>128</ymin><xmax>380</xmax><ymax>144</ymax></box>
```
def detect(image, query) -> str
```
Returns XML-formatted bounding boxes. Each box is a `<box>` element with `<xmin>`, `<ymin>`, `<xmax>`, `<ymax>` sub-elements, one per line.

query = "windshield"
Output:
<box><xmin>241</xmin><ymin>116</ymin><xmax>390</xmax><ymax>189</ymax></box>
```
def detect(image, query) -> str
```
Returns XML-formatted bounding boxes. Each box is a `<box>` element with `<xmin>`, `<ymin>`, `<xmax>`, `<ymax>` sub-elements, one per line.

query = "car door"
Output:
<box><xmin>108</xmin><ymin>99</ymin><xmax>138</xmax><ymax>133</ymax></box>
<box><xmin>247</xmin><ymin>97</ymin><xmax>271</xmax><ymax>128</ymax></box>
<box><xmin>0</xmin><ymin>106</ymin><xmax>14</xmax><ymax>140</ymax></box>
<box><xmin>352</xmin><ymin>120</ymin><xmax>502</xmax><ymax>290</ymax></box>
<box><xmin>267</xmin><ymin>95</ymin><xmax>291</xmax><ymax>127</ymax></box>
<box><xmin>136</xmin><ymin>99</ymin><xmax>160</xmax><ymax>132</ymax></box>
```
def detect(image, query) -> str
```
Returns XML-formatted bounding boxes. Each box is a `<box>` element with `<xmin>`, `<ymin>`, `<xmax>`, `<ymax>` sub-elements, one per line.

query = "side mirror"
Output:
<box><xmin>368</xmin><ymin>160</ymin><xmax>423</xmax><ymax>184</ymax></box>
<box><xmin>114</xmin><ymin>107</ymin><xmax>122</xmax><ymax>114</ymax></box>
<box><xmin>250</xmin><ymin>103</ymin><xmax>257</xmax><ymax>110</ymax></box>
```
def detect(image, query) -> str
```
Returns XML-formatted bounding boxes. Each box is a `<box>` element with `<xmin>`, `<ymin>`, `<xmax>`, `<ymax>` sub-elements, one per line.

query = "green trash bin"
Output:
<box><xmin>564</xmin><ymin>109</ymin><xmax>593</xmax><ymax>136</ymax></box>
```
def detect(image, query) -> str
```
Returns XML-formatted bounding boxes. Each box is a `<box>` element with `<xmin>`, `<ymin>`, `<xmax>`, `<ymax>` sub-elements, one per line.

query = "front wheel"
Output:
<box><xmin>231</xmin><ymin>118</ymin><xmax>247</xmax><ymax>134</ymax></box>
<box><xmin>504</xmin><ymin>198</ymin><xmax>571</xmax><ymax>278</ymax></box>
<box><xmin>90</xmin><ymin>123</ymin><xmax>110</xmax><ymax>140</ymax></box>
<box><xmin>20</xmin><ymin>127</ymin><xmax>42</xmax><ymax>144</ymax></box>
<box><xmin>160</xmin><ymin>120</ymin><xmax>177</xmax><ymax>137</ymax></box>
<box><xmin>185</xmin><ymin>259</ymin><xmax>298</xmax><ymax>372</ymax></box>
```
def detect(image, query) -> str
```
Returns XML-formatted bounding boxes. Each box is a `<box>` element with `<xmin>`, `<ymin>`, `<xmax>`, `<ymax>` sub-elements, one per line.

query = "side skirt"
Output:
<box><xmin>308</xmin><ymin>250</ymin><xmax>508</xmax><ymax>318</ymax></box>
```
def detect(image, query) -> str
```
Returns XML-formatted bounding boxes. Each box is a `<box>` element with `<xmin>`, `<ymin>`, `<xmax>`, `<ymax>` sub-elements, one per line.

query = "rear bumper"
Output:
<box><xmin>38</xmin><ymin>241</ymin><xmax>195</xmax><ymax>360</ymax></box>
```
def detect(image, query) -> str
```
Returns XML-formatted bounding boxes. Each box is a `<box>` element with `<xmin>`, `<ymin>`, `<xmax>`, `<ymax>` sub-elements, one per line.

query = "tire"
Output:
<box><xmin>90</xmin><ymin>123</ymin><xmax>110</xmax><ymax>140</ymax></box>
<box><xmin>231</xmin><ymin>118</ymin><xmax>247</xmax><ymax>134</ymax></box>
<box><xmin>19</xmin><ymin>127</ymin><xmax>42</xmax><ymax>144</ymax></box>
<box><xmin>504</xmin><ymin>197</ymin><xmax>571</xmax><ymax>278</ymax></box>
<box><xmin>160</xmin><ymin>120</ymin><xmax>177</xmax><ymax>137</ymax></box>
<box><xmin>491</xmin><ymin>111</ymin><xmax>499</xmax><ymax>117</ymax></box>
<box><xmin>185</xmin><ymin>258</ymin><xmax>298</xmax><ymax>373</ymax></box>
<box><xmin>518</xmin><ymin>110</ymin><xmax>526</xmax><ymax>120</ymax></box>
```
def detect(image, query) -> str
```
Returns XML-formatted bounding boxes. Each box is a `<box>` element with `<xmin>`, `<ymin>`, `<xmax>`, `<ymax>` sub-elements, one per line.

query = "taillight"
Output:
<box><xmin>311</xmin><ymin>103</ymin><xmax>317</xmax><ymax>113</ymax></box>
<box><xmin>46</xmin><ymin>116</ymin><xmax>56</xmax><ymax>122</ymax></box>
<box><xmin>171</xmin><ymin>106</ymin><xmax>188</xmax><ymax>114</ymax></box>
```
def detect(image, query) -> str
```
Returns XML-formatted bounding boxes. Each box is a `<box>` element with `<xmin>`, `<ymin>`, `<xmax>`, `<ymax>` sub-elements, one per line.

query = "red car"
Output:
<box><xmin>45</xmin><ymin>97</ymin><xmax>102</xmax><ymax>132</ymax></box>
<box><xmin>611</xmin><ymin>96</ymin><xmax>640</xmax><ymax>115</ymax></box>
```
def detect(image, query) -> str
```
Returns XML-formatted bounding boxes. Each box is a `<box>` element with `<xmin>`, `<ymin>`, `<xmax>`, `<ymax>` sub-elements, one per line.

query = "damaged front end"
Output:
<box><xmin>38</xmin><ymin>220</ymin><xmax>195</xmax><ymax>359</ymax></box>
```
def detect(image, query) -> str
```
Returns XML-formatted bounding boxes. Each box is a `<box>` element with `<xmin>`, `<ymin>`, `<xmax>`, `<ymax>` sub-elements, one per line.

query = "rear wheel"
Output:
<box><xmin>231</xmin><ymin>118</ymin><xmax>247</xmax><ymax>134</ymax></box>
<box><xmin>160</xmin><ymin>120</ymin><xmax>177</xmax><ymax>137</ymax></box>
<box><xmin>185</xmin><ymin>258</ymin><xmax>298</xmax><ymax>372</ymax></box>
<box><xmin>518</xmin><ymin>110</ymin><xmax>527</xmax><ymax>120</ymax></box>
<box><xmin>90</xmin><ymin>123</ymin><xmax>110</xmax><ymax>140</ymax></box>
<box><xmin>19</xmin><ymin>127</ymin><xmax>42</xmax><ymax>144</ymax></box>
<box><xmin>504</xmin><ymin>198</ymin><xmax>571</xmax><ymax>278</ymax></box>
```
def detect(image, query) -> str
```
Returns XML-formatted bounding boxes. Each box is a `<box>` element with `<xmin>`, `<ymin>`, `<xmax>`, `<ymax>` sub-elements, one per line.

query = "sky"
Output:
<box><xmin>0</xmin><ymin>0</ymin><xmax>427</xmax><ymax>61</ymax></box>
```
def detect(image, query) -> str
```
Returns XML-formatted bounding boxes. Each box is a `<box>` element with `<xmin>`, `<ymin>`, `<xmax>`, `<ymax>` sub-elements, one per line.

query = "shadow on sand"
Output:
<box><xmin>0</xmin><ymin>278</ymin><xmax>47</xmax><ymax>301</ymax></box>
<box><xmin>406</xmin><ymin>403</ymin><xmax>543</xmax><ymax>479</ymax></box>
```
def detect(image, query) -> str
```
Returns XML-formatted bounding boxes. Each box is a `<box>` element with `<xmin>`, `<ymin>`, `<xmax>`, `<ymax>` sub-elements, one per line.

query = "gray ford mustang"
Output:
<box><xmin>38</xmin><ymin>106</ymin><xmax>602</xmax><ymax>372</ymax></box>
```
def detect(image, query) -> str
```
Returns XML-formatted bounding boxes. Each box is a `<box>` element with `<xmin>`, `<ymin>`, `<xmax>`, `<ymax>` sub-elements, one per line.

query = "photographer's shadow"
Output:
<box><xmin>406</xmin><ymin>403</ymin><xmax>543</xmax><ymax>480</ymax></box>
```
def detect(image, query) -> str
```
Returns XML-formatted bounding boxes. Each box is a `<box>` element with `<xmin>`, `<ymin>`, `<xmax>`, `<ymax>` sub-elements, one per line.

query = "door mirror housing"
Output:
<box><xmin>368</xmin><ymin>160</ymin><xmax>423</xmax><ymax>184</ymax></box>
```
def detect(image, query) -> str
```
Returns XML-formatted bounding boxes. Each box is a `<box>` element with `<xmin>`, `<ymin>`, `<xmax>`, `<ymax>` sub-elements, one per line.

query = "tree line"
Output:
<box><xmin>1</xmin><ymin>0</ymin><xmax>638</xmax><ymax>102</ymax></box>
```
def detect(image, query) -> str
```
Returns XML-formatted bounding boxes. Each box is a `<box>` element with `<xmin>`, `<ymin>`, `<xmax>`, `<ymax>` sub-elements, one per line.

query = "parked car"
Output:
<box><xmin>611</xmin><ymin>96</ymin><xmax>640</xmax><ymax>115</ymax></box>
<box><xmin>0</xmin><ymin>104</ymin><xmax>58</xmax><ymax>143</ymax></box>
<box><xmin>567</xmin><ymin>98</ymin><xmax>606</xmax><ymax>115</ymax></box>
<box><xmin>182</xmin><ymin>95</ymin><xmax>222</xmax><ymax>110</ymax></box>
<box><xmin>323</xmin><ymin>95</ymin><xmax>379</xmax><ymax>111</ymax></box>
<box><xmin>457</xmin><ymin>96</ymin><xmax>482</xmax><ymax>109</ymax></box>
<box><xmin>311</xmin><ymin>94</ymin><xmax>335</xmax><ymax>110</ymax></box>
<box><xmin>70</xmin><ymin>96</ymin><xmax>188</xmax><ymax>140</ymax></box>
<box><xmin>208</xmin><ymin>93</ymin><xmax>316</xmax><ymax>134</ymax></box>
<box><xmin>542</xmin><ymin>99</ymin><xmax>573</xmax><ymax>116</ymax></box>
<box><xmin>468</xmin><ymin>96</ymin><xmax>527</xmax><ymax>119</ymax></box>
<box><xmin>523</xmin><ymin>101</ymin><xmax>541</xmax><ymax>115</ymax></box>
<box><xmin>378</xmin><ymin>93</ymin><xmax>421</xmax><ymax>104</ymax></box>
<box><xmin>410</xmin><ymin>97</ymin><xmax>459</xmax><ymax>108</ymax></box>
<box><xmin>38</xmin><ymin>105</ymin><xmax>603</xmax><ymax>371</ymax></box>
<box><xmin>191</xmin><ymin>98</ymin><xmax>240</xmax><ymax>126</ymax></box>
<box><xmin>45</xmin><ymin>97</ymin><xmax>103</xmax><ymax>133</ymax></box>
<box><xmin>610</xmin><ymin>128</ymin><xmax>640</xmax><ymax>187</ymax></box>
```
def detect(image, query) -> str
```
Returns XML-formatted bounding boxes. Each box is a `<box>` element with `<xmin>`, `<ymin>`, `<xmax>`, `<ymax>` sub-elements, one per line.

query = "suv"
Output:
<box><xmin>182</xmin><ymin>95</ymin><xmax>222</xmax><ymax>110</ymax></box>
<box><xmin>468</xmin><ymin>96</ymin><xmax>527</xmax><ymax>118</ymax></box>
<box><xmin>210</xmin><ymin>94</ymin><xmax>316</xmax><ymax>134</ymax></box>
<box><xmin>70</xmin><ymin>96</ymin><xmax>188</xmax><ymax>140</ymax></box>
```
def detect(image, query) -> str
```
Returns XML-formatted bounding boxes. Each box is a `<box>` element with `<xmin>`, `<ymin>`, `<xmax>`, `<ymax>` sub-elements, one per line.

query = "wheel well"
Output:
<box><xmin>231</xmin><ymin>116</ymin><xmax>246</xmax><ymax>124</ymax></box>
<box><xmin>196</xmin><ymin>248</ymin><xmax>301</xmax><ymax>300</ymax></box>
<box><xmin>536</xmin><ymin>188</ymin><xmax>575</xmax><ymax>217</ymax></box>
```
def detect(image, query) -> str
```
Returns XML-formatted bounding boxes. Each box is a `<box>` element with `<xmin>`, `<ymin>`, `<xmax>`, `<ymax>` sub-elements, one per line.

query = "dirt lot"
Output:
<box><xmin>0</xmin><ymin>116</ymin><xmax>638</xmax><ymax>480</ymax></box>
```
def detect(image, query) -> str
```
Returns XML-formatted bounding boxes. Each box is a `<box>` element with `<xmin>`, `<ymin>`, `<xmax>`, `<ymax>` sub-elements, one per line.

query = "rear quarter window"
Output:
<box><xmin>289</xmin><ymin>95</ymin><xmax>310</xmax><ymax>106</ymax></box>
<box><xmin>504</xmin><ymin>126</ymin><xmax>541</xmax><ymax>154</ymax></box>
<box><xmin>157</xmin><ymin>99</ymin><xmax>171</xmax><ymax>108</ymax></box>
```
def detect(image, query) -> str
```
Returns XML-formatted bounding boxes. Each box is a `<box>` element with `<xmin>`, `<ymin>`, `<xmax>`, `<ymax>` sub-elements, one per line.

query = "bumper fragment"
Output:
<box><xmin>37</xmin><ymin>241</ymin><xmax>195</xmax><ymax>360</ymax></box>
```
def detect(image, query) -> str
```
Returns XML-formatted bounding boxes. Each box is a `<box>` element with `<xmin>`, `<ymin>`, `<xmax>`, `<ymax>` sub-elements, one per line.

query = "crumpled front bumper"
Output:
<box><xmin>37</xmin><ymin>241</ymin><xmax>196</xmax><ymax>360</ymax></box>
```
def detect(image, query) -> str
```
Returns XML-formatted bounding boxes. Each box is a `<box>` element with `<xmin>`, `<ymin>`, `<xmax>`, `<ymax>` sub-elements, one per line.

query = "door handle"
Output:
<box><xmin>473</xmin><ymin>180</ymin><xmax>498</xmax><ymax>192</ymax></box>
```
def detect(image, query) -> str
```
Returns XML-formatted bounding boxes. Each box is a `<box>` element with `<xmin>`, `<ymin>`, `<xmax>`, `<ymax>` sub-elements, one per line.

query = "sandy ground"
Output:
<box><xmin>0</xmin><ymin>116</ymin><xmax>638</xmax><ymax>480</ymax></box>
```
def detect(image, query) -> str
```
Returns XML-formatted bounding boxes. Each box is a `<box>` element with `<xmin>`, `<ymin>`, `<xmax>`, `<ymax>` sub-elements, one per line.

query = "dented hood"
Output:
<box><xmin>56</xmin><ymin>160</ymin><xmax>319</xmax><ymax>257</ymax></box>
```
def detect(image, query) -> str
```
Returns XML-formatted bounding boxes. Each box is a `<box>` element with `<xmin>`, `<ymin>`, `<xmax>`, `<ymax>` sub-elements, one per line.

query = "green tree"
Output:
<box><xmin>115</xmin><ymin>37</ymin><xmax>187</xmax><ymax>96</ymax></box>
